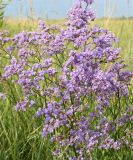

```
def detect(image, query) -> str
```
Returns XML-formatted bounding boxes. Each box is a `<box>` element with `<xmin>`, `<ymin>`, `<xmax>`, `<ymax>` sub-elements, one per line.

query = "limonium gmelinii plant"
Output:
<box><xmin>0</xmin><ymin>0</ymin><xmax>133</xmax><ymax>159</ymax></box>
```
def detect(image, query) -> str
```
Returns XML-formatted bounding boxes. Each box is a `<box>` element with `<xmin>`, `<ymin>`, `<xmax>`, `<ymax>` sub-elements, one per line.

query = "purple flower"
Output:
<box><xmin>0</xmin><ymin>93</ymin><xmax>6</xmax><ymax>101</ymax></box>
<box><xmin>38</xmin><ymin>20</ymin><xmax>46</xmax><ymax>30</ymax></box>
<box><xmin>15</xmin><ymin>98</ymin><xmax>28</xmax><ymax>111</ymax></box>
<box><xmin>29</xmin><ymin>100</ymin><xmax>35</xmax><ymax>107</ymax></box>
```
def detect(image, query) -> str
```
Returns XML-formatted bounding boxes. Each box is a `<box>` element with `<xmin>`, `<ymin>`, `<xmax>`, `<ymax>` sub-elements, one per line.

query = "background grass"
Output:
<box><xmin>0</xmin><ymin>18</ymin><xmax>133</xmax><ymax>160</ymax></box>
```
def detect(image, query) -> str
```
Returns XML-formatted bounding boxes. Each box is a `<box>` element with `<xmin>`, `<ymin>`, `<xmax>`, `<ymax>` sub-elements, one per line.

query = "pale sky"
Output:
<box><xmin>5</xmin><ymin>0</ymin><xmax>133</xmax><ymax>19</ymax></box>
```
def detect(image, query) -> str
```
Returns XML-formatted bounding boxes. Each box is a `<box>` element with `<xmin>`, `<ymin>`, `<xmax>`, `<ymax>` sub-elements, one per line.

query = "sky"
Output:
<box><xmin>4</xmin><ymin>0</ymin><xmax>133</xmax><ymax>19</ymax></box>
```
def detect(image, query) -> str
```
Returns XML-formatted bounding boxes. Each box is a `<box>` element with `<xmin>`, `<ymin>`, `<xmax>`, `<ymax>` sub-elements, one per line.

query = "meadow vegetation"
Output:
<box><xmin>0</xmin><ymin>0</ymin><xmax>133</xmax><ymax>160</ymax></box>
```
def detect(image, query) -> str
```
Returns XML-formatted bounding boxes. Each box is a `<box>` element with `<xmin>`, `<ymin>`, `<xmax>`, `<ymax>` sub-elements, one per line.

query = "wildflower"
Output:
<box><xmin>0</xmin><ymin>93</ymin><xmax>6</xmax><ymax>101</ymax></box>
<box><xmin>1</xmin><ymin>0</ymin><xmax>132</xmax><ymax>159</ymax></box>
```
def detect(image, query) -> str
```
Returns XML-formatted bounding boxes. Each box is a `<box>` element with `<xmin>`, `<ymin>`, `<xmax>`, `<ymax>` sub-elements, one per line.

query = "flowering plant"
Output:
<box><xmin>0</xmin><ymin>0</ymin><xmax>133</xmax><ymax>159</ymax></box>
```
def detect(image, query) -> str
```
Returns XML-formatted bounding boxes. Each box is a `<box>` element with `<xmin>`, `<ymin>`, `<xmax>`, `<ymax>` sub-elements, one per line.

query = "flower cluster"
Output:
<box><xmin>0</xmin><ymin>0</ymin><xmax>133</xmax><ymax>159</ymax></box>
